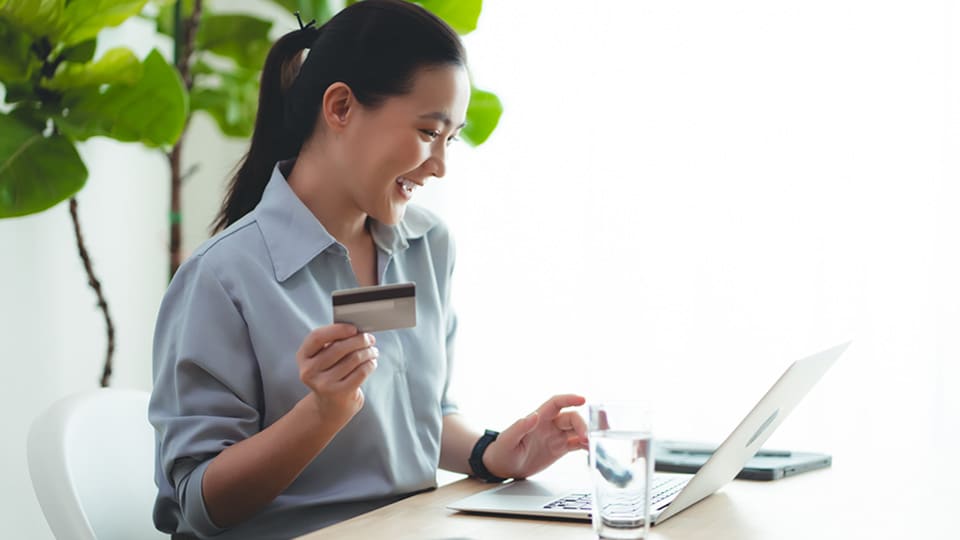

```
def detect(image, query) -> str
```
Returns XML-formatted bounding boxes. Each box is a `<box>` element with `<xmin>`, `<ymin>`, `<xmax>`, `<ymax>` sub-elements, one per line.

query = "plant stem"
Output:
<box><xmin>69</xmin><ymin>198</ymin><xmax>116</xmax><ymax>387</ymax></box>
<box><xmin>168</xmin><ymin>0</ymin><xmax>203</xmax><ymax>281</ymax></box>
<box><xmin>168</xmin><ymin>143</ymin><xmax>183</xmax><ymax>280</ymax></box>
<box><xmin>177</xmin><ymin>0</ymin><xmax>203</xmax><ymax>90</ymax></box>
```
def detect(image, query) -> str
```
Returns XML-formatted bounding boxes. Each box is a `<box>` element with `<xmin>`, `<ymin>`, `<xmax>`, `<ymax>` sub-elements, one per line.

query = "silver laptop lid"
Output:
<box><xmin>655</xmin><ymin>341</ymin><xmax>848</xmax><ymax>522</ymax></box>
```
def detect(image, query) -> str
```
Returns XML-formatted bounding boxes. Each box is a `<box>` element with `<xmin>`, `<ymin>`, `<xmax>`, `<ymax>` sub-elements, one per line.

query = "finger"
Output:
<box><xmin>536</xmin><ymin>394</ymin><xmax>586</xmax><ymax>419</ymax></box>
<box><xmin>553</xmin><ymin>411</ymin><xmax>589</xmax><ymax>440</ymax></box>
<box><xmin>337</xmin><ymin>356</ymin><xmax>378</xmax><ymax>390</ymax></box>
<box><xmin>496</xmin><ymin>411</ymin><xmax>540</xmax><ymax>449</ymax></box>
<box><xmin>566</xmin><ymin>435</ymin><xmax>589</xmax><ymax>452</ymax></box>
<box><xmin>328</xmin><ymin>346</ymin><xmax>379</xmax><ymax>381</ymax></box>
<box><xmin>311</xmin><ymin>332</ymin><xmax>375</xmax><ymax>371</ymax></box>
<box><xmin>298</xmin><ymin>324</ymin><xmax>358</xmax><ymax>358</ymax></box>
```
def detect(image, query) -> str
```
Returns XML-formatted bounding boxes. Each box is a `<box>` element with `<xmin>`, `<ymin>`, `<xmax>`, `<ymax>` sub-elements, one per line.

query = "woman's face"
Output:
<box><xmin>341</xmin><ymin>65</ymin><xmax>471</xmax><ymax>225</ymax></box>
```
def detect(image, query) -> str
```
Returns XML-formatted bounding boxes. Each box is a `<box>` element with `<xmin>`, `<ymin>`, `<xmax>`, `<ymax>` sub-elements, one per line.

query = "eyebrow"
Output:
<box><xmin>419</xmin><ymin>112</ymin><xmax>466</xmax><ymax>130</ymax></box>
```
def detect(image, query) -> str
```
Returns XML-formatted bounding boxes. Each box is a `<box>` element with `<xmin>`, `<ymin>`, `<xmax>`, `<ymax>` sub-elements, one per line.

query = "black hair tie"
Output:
<box><xmin>293</xmin><ymin>11</ymin><xmax>319</xmax><ymax>48</ymax></box>
<box><xmin>295</xmin><ymin>11</ymin><xmax>316</xmax><ymax>30</ymax></box>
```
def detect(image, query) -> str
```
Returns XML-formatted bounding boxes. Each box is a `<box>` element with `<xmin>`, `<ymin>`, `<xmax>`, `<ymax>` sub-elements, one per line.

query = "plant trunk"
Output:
<box><xmin>69</xmin><ymin>198</ymin><xmax>116</xmax><ymax>387</ymax></box>
<box><xmin>168</xmin><ymin>0</ymin><xmax>203</xmax><ymax>281</ymax></box>
<box><xmin>168</xmin><ymin>142</ymin><xmax>184</xmax><ymax>281</ymax></box>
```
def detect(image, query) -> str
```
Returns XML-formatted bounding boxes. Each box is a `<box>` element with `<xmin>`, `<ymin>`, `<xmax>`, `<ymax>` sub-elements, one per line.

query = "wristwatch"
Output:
<box><xmin>468</xmin><ymin>429</ymin><xmax>508</xmax><ymax>483</ymax></box>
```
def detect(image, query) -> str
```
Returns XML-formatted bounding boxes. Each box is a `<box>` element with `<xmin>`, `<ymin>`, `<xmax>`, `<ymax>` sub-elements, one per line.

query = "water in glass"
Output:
<box><xmin>589</xmin><ymin>430</ymin><xmax>653</xmax><ymax>540</ymax></box>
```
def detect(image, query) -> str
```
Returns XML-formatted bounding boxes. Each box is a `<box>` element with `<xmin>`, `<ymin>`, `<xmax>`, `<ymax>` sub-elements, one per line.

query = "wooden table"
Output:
<box><xmin>298</xmin><ymin>445</ymin><xmax>955</xmax><ymax>539</ymax></box>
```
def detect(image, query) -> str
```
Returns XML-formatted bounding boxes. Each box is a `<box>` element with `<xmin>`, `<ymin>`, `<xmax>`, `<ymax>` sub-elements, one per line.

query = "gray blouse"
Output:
<box><xmin>149</xmin><ymin>164</ymin><xmax>459</xmax><ymax>539</ymax></box>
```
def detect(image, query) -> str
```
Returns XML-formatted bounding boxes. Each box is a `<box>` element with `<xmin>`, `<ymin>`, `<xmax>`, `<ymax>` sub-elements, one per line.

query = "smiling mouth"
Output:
<box><xmin>396</xmin><ymin>176</ymin><xmax>420</xmax><ymax>194</ymax></box>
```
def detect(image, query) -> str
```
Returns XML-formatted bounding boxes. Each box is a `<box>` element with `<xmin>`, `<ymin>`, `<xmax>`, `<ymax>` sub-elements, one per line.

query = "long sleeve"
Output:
<box><xmin>149</xmin><ymin>255</ymin><xmax>262</xmax><ymax>537</ymax></box>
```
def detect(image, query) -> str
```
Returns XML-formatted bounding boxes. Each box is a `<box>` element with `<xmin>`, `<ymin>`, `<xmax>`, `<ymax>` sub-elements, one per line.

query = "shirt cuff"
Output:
<box><xmin>176</xmin><ymin>459</ymin><xmax>227</xmax><ymax>538</ymax></box>
<box><xmin>441</xmin><ymin>402</ymin><xmax>459</xmax><ymax>416</ymax></box>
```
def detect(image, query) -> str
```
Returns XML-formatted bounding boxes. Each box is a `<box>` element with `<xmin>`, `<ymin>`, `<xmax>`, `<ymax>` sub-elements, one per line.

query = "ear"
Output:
<box><xmin>321</xmin><ymin>82</ymin><xmax>355</xmax><ymax>133</ymax></box>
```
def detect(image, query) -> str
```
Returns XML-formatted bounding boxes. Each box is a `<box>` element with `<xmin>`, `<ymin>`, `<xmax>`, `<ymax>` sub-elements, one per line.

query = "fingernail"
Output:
<box><xmin>371</xmin><ymin>346</ymin><xmax>379</xmax><ymax>357</ymax></box>
<box><xmin>371</xmin><ymin>358</ymin><xmax>378</xmax><ymax>368</ymax></box>
<box><xmin>365</xmin><ymin>333</ymin><xmax>375</xmax><ymax>344</ymax></box>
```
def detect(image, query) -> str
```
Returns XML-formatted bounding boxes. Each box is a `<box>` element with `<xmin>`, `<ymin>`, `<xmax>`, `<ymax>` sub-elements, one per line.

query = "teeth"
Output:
<box><xmin>396</xmin><ymin>177</ymin><xmax>417</xmax><ymax>194</ymax></box>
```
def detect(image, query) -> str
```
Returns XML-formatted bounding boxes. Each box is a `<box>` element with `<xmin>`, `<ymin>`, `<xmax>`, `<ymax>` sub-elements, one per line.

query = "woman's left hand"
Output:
<box><xmin>483</xmin><ymin>394</ymin><xmax>589</xmax><ymax>480</ymax></box>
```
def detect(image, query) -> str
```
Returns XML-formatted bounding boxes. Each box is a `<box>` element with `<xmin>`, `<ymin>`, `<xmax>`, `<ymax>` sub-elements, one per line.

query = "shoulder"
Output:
<box><xmin>170</xmin><ymin>215</ymin><xmax>267</xmax><ymax>293</ymax></box>
<box><xmin>193</xmin><ymin>214</ymin><xmax>263</xmax><ymax>263</ymax></box>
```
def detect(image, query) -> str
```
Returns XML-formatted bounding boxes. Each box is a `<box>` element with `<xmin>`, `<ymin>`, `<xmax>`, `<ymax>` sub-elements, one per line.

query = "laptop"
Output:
<box><xmin>448</xmin><ymin>342</ymin><xmax>849</xmax><ymax>525</ymax></box>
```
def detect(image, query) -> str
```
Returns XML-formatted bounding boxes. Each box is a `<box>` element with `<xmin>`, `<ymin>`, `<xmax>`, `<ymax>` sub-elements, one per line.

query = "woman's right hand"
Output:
<box><xmin>296</xmin><ymin>324</ymin><xmax>379</xmax><ymax>426</ymax></box>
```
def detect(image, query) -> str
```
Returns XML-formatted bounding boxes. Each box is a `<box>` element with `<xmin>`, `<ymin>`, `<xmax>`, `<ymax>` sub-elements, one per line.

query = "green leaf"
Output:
<box><xmin>44</xmin><ymin>47</ymin><xmax>142</xmax><ymax>90</ymax></box>
<box><xmin>417</xmin><ymin>0</ymin><xmax>482</xmax><ymax>35</ymax></box>
<box><xmin>0</xmin><ymin>111</ymin><xmax>87</xmax><ymax>218</ymax></box>
<box><xmin>9</xmin><ymin>105</ymin><xmax>48</xmax><ymax>131</ymax></box>
<box><xmin>460</xmin><ymin>85</ymin><xmax>500</xmax><ymax>146</ymax></box>
<box><xmin>0</xmin><ymin>0</ymin><xmax>65</xmax><ymax>39</ymax></box>
<box><xmin>57</xmin><ymin>0</ymin><xmax>149</xmax><ymax>46</ymax></box>
<box><xmin>10</xmin><ymin>103</ymin><xmax>50</xmax><ymax>132</ymax></box>
<box><xmin>2</xmin><ymin>80</ymin><xmax>33</xmax><ymax>103</ymax></box>
<box><xmin>151</xmin><ymin>0</ymin><xmax>192</xmax><ymax>37</ymax></box>
<box><xmin>190</xmin><ymin>62</ymin><xmax>259</xmax><ymax>138</ymax></box>
<box><xmin>0</xmin><ymin>18</ymin><xmax>34</xmax><ymax>82</ymax></box>
<box><xmin>56</xmin><ymin>49</ymin><xmax>187</xmax><ymax>147</ymax></box>
<box><xmin>152</xmin><ymin>0</ymin><xmax>173</xmax><ymax>36</ymax></box>
<box><xmin>196</xmin><ymin>14</ymin><xmax>272</xmax><ymax>70</ymax></box>
<box><xmin>61</xmin><ymin>39</ymin><xmax>98</xmax><ymax>63</ymax></box>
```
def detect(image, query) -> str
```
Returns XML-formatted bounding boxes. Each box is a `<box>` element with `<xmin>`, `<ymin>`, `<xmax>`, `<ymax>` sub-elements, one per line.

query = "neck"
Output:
<box><xmin>286</xmin><ymin>149</ymin><xmax>369</xmax><ymax>247</ymax></box>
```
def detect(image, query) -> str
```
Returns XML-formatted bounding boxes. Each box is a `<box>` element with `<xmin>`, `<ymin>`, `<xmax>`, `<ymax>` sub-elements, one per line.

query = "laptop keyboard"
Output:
<box><xmin>542</xmin><ymin>476</ymin><xmax>689</xmax><ymax>512</ymax></box>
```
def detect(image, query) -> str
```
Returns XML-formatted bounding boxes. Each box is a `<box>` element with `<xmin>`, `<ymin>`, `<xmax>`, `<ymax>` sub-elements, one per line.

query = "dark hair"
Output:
<box><xmin>212</xmin><ymin>0</ymin><xmax>467</xmax><ymax>232</ymax></box>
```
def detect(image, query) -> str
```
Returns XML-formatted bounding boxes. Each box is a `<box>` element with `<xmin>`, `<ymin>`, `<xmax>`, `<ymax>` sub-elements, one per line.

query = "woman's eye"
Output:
<box><xmin>420</xmin><ymin>129</ymin><xmax>440</xmax><ymax>139</ymax></box>
<box><xmin>446</xmin><ymin>135</ymin><xmax>460</xmax><ymax>146</ymax></box>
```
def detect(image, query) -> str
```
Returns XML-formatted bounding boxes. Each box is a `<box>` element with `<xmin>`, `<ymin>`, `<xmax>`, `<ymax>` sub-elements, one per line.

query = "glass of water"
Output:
<box><xmin>588</xmin><ymin>401</ymin><xmax>654</xmax><ymax>540</ymax></box>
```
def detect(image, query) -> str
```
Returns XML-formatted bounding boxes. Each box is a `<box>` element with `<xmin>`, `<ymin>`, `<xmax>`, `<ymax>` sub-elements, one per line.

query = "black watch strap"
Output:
<box><xmin>468</xmin><ymin>429</ymin><xmax>508</xmax><ymax>483</ymax></box>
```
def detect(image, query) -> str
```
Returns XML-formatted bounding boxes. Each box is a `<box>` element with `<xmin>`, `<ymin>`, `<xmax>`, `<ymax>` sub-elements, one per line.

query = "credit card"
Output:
<box><xmin>332</xmin><ymin>282</ymin><xmax>416</xmax><ymax>333</ymax></box>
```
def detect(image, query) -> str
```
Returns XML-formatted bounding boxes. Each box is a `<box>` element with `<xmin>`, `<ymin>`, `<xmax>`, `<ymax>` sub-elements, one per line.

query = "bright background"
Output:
<box><xmin>2</xmin><ymin>1</ymin><xmax>958</xmax><ymax>538</ymax></box>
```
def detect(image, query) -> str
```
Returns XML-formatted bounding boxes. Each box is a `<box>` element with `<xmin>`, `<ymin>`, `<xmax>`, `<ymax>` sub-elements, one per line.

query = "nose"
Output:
<box><xmin>426</xmin><ymin>144</ymin><xmax>446</xmax><ymax>179</ymax></box>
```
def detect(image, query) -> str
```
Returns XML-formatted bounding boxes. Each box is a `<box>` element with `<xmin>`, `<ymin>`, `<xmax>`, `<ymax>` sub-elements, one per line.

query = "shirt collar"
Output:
<box><xmin>256</xmin><ymin>163</ymin><xmax>438</xmax><ymax>282</ymax></box>
<box><xmin>368</xmin><ymin>204</ymin><xmax>437</xmax><ymax>255</ymax></box>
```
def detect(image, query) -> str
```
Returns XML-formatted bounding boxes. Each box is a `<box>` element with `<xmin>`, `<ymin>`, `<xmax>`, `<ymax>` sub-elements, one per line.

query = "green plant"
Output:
<box><xmin>0</xmin><ymin>0</ymin><xmax>502</xmax><ymax>386</ymax></box>
<box><xmin>0</xmin><ymin>0</ymin><xmax>188</xmax><ymax>387</ymax></box>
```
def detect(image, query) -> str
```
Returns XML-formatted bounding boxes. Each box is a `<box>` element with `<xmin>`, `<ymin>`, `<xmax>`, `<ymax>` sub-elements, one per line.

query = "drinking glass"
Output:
<box><xmin>588</xmin><ymin>401</ymin><xmax>654</xmax><ymax>540</ymax></box>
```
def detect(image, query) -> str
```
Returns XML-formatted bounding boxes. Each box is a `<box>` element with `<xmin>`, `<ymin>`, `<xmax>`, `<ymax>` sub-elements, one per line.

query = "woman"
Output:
<box><xmin>149</xmin><ymin>2</ymin><xmax>587</xmax><ymax>538</ymax></box>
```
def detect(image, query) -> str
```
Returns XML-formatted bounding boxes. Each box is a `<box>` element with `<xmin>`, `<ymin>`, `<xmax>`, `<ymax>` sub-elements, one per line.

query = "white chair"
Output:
<box><xmin>27</xmin><ymin>388</ymin><xmax>167</xmax><ymax>540</ymax></box>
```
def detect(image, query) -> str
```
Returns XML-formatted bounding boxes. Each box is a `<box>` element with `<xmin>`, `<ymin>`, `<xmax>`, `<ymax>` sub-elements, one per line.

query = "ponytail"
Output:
<box><xmin>211</xmin><ymin>27</ymin><xmax>319</xmax><ymax>232</ymax></box>
<box><xmin>211</xmin><ymin>0</ymin><xmax>466</xmax><ymax>233</ymax></box>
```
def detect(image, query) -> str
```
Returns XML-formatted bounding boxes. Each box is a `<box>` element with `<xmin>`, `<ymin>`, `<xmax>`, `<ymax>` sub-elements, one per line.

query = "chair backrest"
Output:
<box><xmin>27</xmin><ymin>388</ymin><xmax>166</xmax><ymax>540</ymax></box>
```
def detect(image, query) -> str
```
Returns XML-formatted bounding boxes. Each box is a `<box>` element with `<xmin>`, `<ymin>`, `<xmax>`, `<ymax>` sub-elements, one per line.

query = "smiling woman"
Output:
<box><xmin>149</xmin><ymin>1</ymin><xmax>587</xmax><ymax>539</ymax></box>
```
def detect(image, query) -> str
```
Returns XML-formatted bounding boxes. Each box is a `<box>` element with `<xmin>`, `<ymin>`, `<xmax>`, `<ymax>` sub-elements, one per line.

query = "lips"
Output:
<box><xmin>396</xmin><ymin>176</ymin><xmax>419</xmax><ymax>193</ymax></box>
<box><xmin>395</xmin><ymin>176</ymin><xmax>423</xmax><ymax>199</ymax></box>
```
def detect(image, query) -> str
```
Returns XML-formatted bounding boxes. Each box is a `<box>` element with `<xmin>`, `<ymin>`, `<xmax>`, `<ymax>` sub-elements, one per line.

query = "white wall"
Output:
<box><xmin>443</xmin><ymin>0</ymin><xmax>960</xmax><ymax>462</ymax></box>
<box><xmin>445</xmin><ymin>0</ymin><xmax>960</xmax><ymax>500</ymax></box>
<box><xmin>2</xmin><ymin>0</ymin><xmax>958</xmax><ymax>538</ymax></box>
